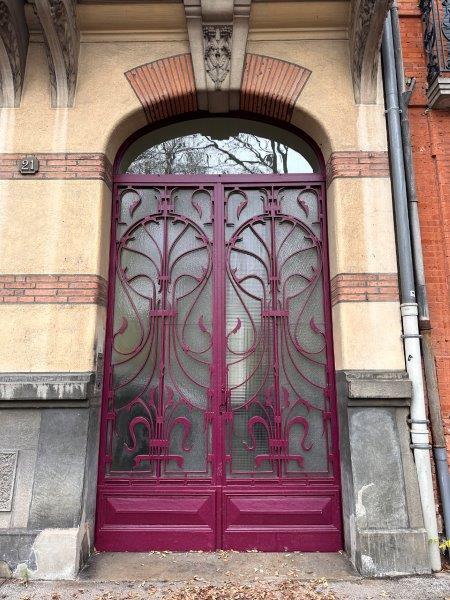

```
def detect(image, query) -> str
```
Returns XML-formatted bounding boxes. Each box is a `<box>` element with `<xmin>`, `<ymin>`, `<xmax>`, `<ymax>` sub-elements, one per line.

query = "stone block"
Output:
<box><xmin>28</xmin><ymin>410</ymin><xmax>90</xmax><ymax>529</ymax></box>
<box><xmin>10</xmin><ymin>450</ymin><xmax>38</xmax><ymax>528</ymax></box>
<box><xmin>336</xmin><ymin>369</ymin><xmax>432</xmax><ymax>576</ymax></box>
<box><xmin>24</xmin><ymin>528</ymin><xmax>80</xmax><ymax>580</ymax></box>
<box><xmin>349</xmin><ymin>408</ymin><xmax>408</xmax><ymax>529</ymax></box>
<box><xmin>0</xmin><ymin>530</ymin><xmax>38</xmax><ymax>572</ymax></box>
<box><xmin>347</xmin><ymin>375</ymin><xmax>412</xmax><ymax>400</ymax></box>
<box><xmin>0</xmin><ymin>451</ymin><xmax>18</xmax><ymax>512</ymax></box>
<box><xmin>356</xmin><ymin>529</ymin><xmax>431</xmax><ymax>576</ymax></box>
<box><xmin>0</xmin><ymin>410</ymin><xmax>40</xmax><ymax>449</ymax></box>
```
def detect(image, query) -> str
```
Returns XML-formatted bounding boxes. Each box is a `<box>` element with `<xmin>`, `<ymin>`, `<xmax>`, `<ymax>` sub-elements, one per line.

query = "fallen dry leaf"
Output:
<box><xmin>164</xmin><ymin>578</ymin><xmax>337</xmax><ymax>600</ymax></box>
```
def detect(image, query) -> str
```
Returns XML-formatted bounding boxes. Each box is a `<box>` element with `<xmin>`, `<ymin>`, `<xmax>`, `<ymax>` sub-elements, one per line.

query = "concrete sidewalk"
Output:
<box><xmin>0</xmin><ymin>552</ymin><xmax>449</xmax><ymax>599</ymax></box>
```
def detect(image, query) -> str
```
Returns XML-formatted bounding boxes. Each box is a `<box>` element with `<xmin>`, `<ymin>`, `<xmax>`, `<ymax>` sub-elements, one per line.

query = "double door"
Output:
<box><xmin>96</xmin><ymin>175</ymin><xmax>342</xmax><ymax>551</ymax></box>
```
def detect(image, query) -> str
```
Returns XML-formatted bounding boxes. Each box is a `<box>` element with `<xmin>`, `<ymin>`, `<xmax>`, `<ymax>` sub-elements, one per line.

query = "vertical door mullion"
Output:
<box><xmin>211</xmin><ymin>181</ymin><xmax>226</xmax><ymax>547</ymax></box>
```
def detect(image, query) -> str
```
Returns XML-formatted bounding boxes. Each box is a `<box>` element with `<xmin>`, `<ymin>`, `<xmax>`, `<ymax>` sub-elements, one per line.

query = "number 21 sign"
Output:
<box><xmin>18</xmin><ymin>156</ymin><xmax>39</xmax><ymax>175</ymax></box>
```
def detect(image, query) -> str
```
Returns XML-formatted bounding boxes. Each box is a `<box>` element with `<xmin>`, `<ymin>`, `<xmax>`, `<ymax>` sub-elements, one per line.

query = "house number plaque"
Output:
<box><xmin>18</xmin><ymin>156</ymin><xmax>39</xmax><ymax>175</ymax></box>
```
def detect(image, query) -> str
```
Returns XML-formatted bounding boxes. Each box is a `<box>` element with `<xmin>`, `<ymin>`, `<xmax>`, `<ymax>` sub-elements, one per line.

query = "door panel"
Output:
<box><xmin>97</xmin><ymin>488</ymin><xmax>217</xmax><ymax>551</ymax></box>
<box><xmin>223</xmin><ymin>185</ymin><xmax>333</xmax><ymax>480</ymax></box>
<box><xmin>96</xmin><ymin>176</ymin><xmax>341</xmax><ymax>552</ymax></box>
<box><xmin>105</xmin><ymin>186</ymin><xmax>216</xmax><ymax>480</ymax></box>
<box><xmin>222</xmin><ymin>490</ymin><xmax>342</xmax><ymax>551</ymax></box>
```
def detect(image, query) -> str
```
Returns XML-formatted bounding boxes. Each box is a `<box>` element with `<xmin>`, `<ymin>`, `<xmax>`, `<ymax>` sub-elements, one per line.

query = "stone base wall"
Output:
<box><xmin>337</xmin><ymin>370</ymin><xmax>431</xmax><ymax>576</ymax></box>
<box><xmin>0</xmin><ymin>375</ymin><xmax>100</xmax><ymax>579</ymax></box>
<box><xmin>0</xmin><ymin>369</ymin><xmax>434</xmax><ymax>579</ymax></box>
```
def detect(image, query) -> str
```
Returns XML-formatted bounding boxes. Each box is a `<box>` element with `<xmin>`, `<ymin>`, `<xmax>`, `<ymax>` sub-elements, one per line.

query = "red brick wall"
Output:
<box><xmin>399</xmin><ymin>2</ymin><xmax>450</xmax><ymax>462</ymax></box>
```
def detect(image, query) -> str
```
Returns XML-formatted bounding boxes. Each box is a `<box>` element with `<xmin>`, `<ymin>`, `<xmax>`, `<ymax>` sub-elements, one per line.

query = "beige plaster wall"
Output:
<box><xmin>327</xmin><ymin>177</ymin><xmax>398</xmax><ymax>278</ymax></box>
<box><xmin>0</xmin><ymin>37</ymin><xmax>386</xmax><ymax>162</ymax></box>
<box><xmin>245</xmin><ymin>40</ymin><xmax>387</xmax><ymax>160</ymax></box>
<box><xmin>332</xmin><ymin>302</ymin><xmax>405</xmax><ymax>371</ymax></box>
<box><xmin>0</xmin><ymin>30</ymin><xmax>405</xmax><ymax>375</ymax></box>
<box><xmin>0</xmin><ymin>180</ymin><xmax>111</xmax><ymax>279</ymax></box>
<box><xmin>0</xmin><ymin>40</ymin><xmax>189</xmax><ymax>161</ymax></box>
<box><xmin>0</xmin><ymin>304</ymin><xmax>105</xmax><ymax>372</ymax></box>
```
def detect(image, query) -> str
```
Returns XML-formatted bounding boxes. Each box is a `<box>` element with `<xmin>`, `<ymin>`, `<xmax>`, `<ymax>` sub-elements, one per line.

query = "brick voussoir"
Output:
<box><xmin>125</xmin><ymin>54</ymin><xmax>198</xmax><ymax>124</ymax></box>
<box><xmin>240</xmin><ymin>53</ymin><xmax>311</xmax><ymax>121</ymax></box>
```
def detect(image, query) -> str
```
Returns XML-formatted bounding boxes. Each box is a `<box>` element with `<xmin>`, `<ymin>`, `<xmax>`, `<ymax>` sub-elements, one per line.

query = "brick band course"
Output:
<box><xmin>331</xmin><ymin>273</ymin><xmax>399</xmax><ymax>306</ymax></box>
<box><xmin>326</xmin><ymin>151</ymin><xmax>390</xmax><ymax>187</ymax></box>
<box><xmin>1</xmin><ymin>273</ymin><xmax>399</xmax><ymax>307</ymax></box>
<box><xmin>0</xmin><ymin>275</ymin><xmax>107</xmax><ymax>306</ymax></box>
<box><xmin>0</xmin><ymin>154</ymin><xmax>113</xmax><ymax>188</ymax></box>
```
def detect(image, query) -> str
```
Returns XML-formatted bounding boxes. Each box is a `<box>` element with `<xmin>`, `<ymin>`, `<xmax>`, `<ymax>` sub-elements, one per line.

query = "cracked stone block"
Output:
<box><xmin>0</xmin><ymin>451</ymin><xmax>18</xmax><ymax>511</ymax></box>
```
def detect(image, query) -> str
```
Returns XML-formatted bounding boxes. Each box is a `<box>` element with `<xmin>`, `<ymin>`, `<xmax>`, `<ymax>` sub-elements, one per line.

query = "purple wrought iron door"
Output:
<box><xmin>96</xmin><ymin>175</ymin><xmax>342</xmax><ymax>552</ymax></box>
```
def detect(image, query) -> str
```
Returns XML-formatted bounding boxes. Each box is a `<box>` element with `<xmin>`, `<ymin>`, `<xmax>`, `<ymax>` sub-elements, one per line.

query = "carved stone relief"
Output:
<box><xmin>33</xmin><ymin>0</ymin><xmax>79</xmax><ymax>108</ymax></box>
<box><xmin>0</xmin><ymin>451</ymin><xmax>17</xmax><ymax>511</ymax></box>
<box><xmin>184</xmin><ymin>0</ymin><xmax>251</xmax><ymax>112</ymax></box>
<box><xmin>350</xmin><ymin>0</ymin><xmax>390</xmax><ymax>104</ymax></box>
<box><xmin>0</xmin><ymin>0</ymin><xmax>28</xmax><ymax>108</ymax></box>
<box><xmin>203</xmin><ymin>25</ymin><xmax>232</xmax><ymax>89</ymax></box>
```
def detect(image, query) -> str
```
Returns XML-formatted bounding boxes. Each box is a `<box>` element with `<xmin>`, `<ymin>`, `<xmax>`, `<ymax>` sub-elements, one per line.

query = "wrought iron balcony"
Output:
<box><xmin>420</xmin><ymin>0</ymin><xmax>450</xmax><ymax>108</ymax></box>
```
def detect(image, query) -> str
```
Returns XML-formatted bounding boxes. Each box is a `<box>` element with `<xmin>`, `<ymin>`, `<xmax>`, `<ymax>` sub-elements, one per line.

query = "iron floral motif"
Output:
<box><xmin>443</xmin><ymin>0</ymin><xmax>450</xmax><ymax>67</ymax></box>
<box><xmin>225</xmin><ymin>187</ymin><xmax>329</xmax><ymax>477</ymax></box>
<box><xmin>111</xmin><ymin>187</ymin><xmax>214</xmax><ymax>475</ymax></box>
<box><xmin>419</xmin><ymin>0</ymin><xmax>450</xmax><ymax>83</ymax></box>
<box><xmin>203</xmin><ymin>25</ymin><xmax>232</xmax><ymax>89</ymax></box>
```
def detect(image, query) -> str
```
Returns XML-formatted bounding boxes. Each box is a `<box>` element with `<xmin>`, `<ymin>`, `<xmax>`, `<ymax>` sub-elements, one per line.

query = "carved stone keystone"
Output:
<box><xmin>0</xmin><ymin>0</ymin><xmax>28</xmax><ymax>108</ymax></box>
<box><xmin>184</xmin><ymin>0</ymin><xmax>251</xmax><ymax>112</ymax></box>
<box><xmin>32</xmin><ymin>0</ymin><xmax>79</xmax><ymax>108</ymax></box>
<box><xmin>349</xmin><ymin>0</ymin><xmax>391</xmax><ymax>104</ymax></box>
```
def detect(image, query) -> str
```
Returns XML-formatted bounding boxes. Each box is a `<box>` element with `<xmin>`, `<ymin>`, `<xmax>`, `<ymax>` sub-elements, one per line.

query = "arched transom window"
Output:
<box><xmin>119</xmin><ymin>117</ymin><xmax>320</xmax><ymax>175</ymax></box>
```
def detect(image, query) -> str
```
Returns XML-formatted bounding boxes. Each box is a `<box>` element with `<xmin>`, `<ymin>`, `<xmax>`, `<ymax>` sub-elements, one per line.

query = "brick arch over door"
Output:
<box><xmin>125</xmin><ymin>53</ymin><xmax>311</xmax><ymax>125</ymax></box>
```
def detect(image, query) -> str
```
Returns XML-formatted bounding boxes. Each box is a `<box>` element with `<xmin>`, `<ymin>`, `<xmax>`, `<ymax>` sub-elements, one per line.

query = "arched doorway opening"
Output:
<box><xmin>96</xmin><ymin>115</ymin><xmax>342</xmax><ymax>552</ymax></box>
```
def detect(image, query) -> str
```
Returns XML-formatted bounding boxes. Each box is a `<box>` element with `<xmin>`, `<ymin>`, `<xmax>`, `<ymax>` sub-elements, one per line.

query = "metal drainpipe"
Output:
<box><xmin>382</xmin><ymin>12</ymin><xmax>441</xmax><ymax>571</ymax></box>
<box><xmin>389</xmin><ymin>2</ymin><xmax>450</xmax><ymax>547</ymax></box>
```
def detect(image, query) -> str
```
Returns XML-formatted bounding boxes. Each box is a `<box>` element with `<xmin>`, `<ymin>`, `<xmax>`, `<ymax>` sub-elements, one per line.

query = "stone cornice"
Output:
<box><xmin>349</xmin><ymin>0</ymin><xmax>390</xmax><ymax>104</ymax></box>
<box><xmin>32</xmin><ymin>0</ymin><xmax>80</xmax><ymax>108</ymax></box>
<box><xmin>0</xmin><ymin>371</ymin><xmax>99</xmax><ymax>407</ymax></box>
<box><xmin>0</xmin><ymin>0</ymin><xmax>29</xmax><ymax>108</ymax></box>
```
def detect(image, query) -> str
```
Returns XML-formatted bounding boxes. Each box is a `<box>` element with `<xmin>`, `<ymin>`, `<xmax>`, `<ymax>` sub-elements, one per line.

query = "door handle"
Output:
<box><xmin>220</xmin><ymin>385</ymin><xmax>228</xmax><ymax>414</ymax></box>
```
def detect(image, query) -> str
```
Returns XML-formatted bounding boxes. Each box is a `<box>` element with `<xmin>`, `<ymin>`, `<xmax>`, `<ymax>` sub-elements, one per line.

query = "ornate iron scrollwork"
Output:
<box><xmin>420</xmin><ymin>0</ymin><xmax>450</xmax><ymax>84</ymax></box>
<box><xmin>443</xmin><ymin>0</ymin><xmax>450</xmax><ymax>65</ymax></box>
